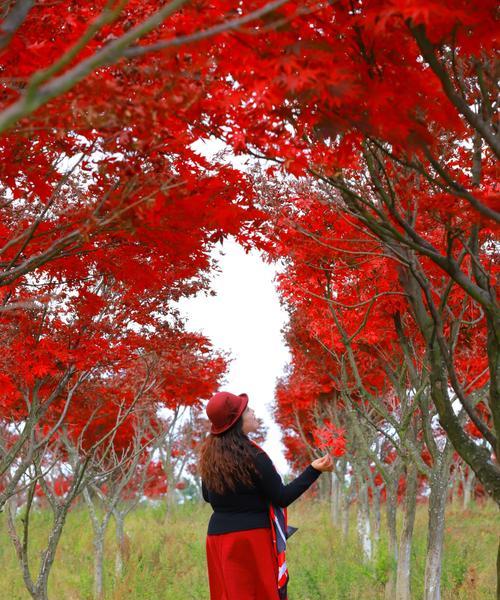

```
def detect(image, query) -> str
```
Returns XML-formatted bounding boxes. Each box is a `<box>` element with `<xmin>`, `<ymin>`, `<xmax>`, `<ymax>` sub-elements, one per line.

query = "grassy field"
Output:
<box><xmin>0</xmin><ymin>499</ymin><xmax>497</xmax><ymax>599</ymax></box>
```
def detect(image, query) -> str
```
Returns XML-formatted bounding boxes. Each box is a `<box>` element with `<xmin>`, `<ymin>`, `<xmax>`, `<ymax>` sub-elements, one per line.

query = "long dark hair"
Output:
<box><xmin>199</xmin><ymin>417</ymin><xmax>260</xmax><ymax>494</ymax></box>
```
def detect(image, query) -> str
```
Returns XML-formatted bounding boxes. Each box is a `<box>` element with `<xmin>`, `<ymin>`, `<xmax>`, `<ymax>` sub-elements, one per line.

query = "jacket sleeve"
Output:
<box><xmin>201</xmin><ymin>480</ymin><xmax>209</xmax><ymax>502</ymax></box>
<box><xmin>254</xmin><ymin>450</ymin><xmax>321</xmax><ymax>508</ymax></box>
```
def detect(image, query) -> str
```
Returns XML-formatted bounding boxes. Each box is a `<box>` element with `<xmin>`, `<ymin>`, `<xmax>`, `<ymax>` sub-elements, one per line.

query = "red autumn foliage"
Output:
<box><xmin>0</xmin><ymin>0</ymin><xmax>497</xmax><ymax>504</ymax></box>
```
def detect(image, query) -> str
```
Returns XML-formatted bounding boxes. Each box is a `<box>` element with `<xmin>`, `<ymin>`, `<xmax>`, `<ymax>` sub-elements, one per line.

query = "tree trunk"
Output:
<box><xmin>424</xmin><ymin>451</ymin><xmax>452</xmax><ymax>600</ymax></box>
<box><xmin>341</xmin><ymin>490</ymin><xmax>351</xmax><ymax>540</ymax></box>
<box><xmin>372</xmin><ymin>484</ymin><xmax>381</xmax><ymax>556</ymax></box>
<box><xmin>8</xmin><ymin>498</ymin><xmax>72</xmax><ymax>600</ymax></box>
<box><xmin>34</xmin><ymin>508</ymin><xmax>71</xmax><ymax>600</ymax></box>
<box><xmin>165</xmin><ymin>488</ymin><xmax>177</xmax><ymax>516</ymax></box>
<box><xmin>114</xmin><ymin>512</ymin><xmax>126</xmax><ymax>578</ymax></box>
<box><xmin>164</xmin><ymin>467</ymin><xmax>178</xmax><ymax>520</ymax></box>
<box><xmin>484</xmin><ymin>310</ymin><xmax>500</xmax><ymax>489</ymax></box>
<box><xmin>331</xmin><ymin>471</ymin><xmax>341</xmax><ymax>527</ymax></box>
<box><xmin>83</xmin><ymin>489</ymin><xmax>111</xmax><ymax>600</ymax></box>
<box><xmin>384</xmin><ymin>477</ymin><xmax>399</xmax><ymax>600</ymax></box>
<box><xmin>428</xmin><ymin>342</ymin><xmax>500</xmax><ymax>503</ymax></box>
<box><xmin>463</xmin><ymin>468</ymin><xmax>475</xmax><ymax>510</ymax></box>
<box><xmin>318</xmin><ymin>471</ymin><xmax>330</xmax><ymax>501</ymax></box>
<box><xmin>93</xmin><ymin>531</ymin><xmax>105</xmax><ymax>600</ymax></box>
<box><xmin>356</xmin><ymin>481</ymin><xmax>372</xmax><ymax>562</ymax></box>
<box><xmin>399</xmin><ymin>264</ymin><xmax>500</xmax><ymax>504</ymax></box>
<box><xmin>396</xmin><ymin>463</ymin><xmax>418</xmax><ymax>600</ymax></box>
<box><xmin>449</xmin><ymin>467</ymin><xmax>460</xmax><ymax>509</ymax></box>
<box><xmin>496</xmin><ymin>535</ymin><xmax>500</xmax><ymax>600</ymax></box>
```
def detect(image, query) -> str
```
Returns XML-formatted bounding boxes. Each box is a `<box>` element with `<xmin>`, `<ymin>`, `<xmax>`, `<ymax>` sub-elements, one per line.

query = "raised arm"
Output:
<box><xmin>254</xmin><ymin>451</ymin><xmax>322</xmax><ymax>508</ymax></box>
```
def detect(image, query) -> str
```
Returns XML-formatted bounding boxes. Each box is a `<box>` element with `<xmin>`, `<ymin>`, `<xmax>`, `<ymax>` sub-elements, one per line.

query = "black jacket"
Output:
<box><xmin>202</xmin><ymin>444</ymin><xmax>321</xmax><ymax>534</ymax></box>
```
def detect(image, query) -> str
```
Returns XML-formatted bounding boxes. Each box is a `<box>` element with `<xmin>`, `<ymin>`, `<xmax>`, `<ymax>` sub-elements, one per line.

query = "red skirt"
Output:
<box><xmin>206</xmin><ymin>527</ymin><xmax>281</xmax><ymax>600</ymax></box>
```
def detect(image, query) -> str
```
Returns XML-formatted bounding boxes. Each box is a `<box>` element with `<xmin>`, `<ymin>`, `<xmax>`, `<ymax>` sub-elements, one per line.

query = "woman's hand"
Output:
<box><xmin>311</xmin><ymin>454</ymin><xmax>334</xmax><ymax>472</ymax></box>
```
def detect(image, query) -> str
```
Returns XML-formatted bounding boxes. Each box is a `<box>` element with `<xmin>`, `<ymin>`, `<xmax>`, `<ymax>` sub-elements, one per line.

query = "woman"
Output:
<box><xmin>199</xmin><ymin>390</ymin><xmax>333</xmax><ymax>600</ymax></box>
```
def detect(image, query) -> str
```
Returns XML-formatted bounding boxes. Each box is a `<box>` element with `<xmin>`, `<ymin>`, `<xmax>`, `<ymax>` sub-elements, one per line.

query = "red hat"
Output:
<box><xmin>206</xmin><ymin>391</ymin><xmax>249</xmax><ymax>434</ymax></box>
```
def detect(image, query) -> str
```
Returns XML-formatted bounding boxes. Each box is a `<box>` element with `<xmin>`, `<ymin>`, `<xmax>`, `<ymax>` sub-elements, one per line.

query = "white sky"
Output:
<box><xmin>177</xmin><ymin>237</ymin><xmax>291</xmax><ymax>474</ymax></box>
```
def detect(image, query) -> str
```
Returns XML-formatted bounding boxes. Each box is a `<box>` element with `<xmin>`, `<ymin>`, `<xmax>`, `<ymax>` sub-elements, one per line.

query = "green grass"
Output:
<box><xmin>0</xmin><ymin>499</ymin><xmax>497</xmax><ymax>599</ymax></box>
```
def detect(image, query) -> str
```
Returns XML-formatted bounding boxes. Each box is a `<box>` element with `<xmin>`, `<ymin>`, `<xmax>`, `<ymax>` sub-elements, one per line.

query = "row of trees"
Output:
<box><xmin>4</xmin><ymin>397</ymin><xmax>210</xmax><ymax>600</ymax></box>
<box><xmin>1</xmin><ymin>3</ymin><xmax>272</xmax><ymax>597</ymax></box>
<box><xmin>238</xmin><ymin>4</ymin><xmax>497</xmax><ymax>598</ymax></box>
<box><xmin>211</xmin><ymin>0</ymin><xmax>498</xmax><ymax>506</ymax></box>
<box><xmin>0</xmin><ymin>221</ymin><xmax>227</xmax><ymax>599</ymax></box>
<box><xmin>261</xmin><ymin>176</ymin><xmax>492</xmax><ymax>599</ymax></box>
<box><xmin>206</xmin><ymin>12</ymin><xmax>498</xmax><ymax>598</ymax></box>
